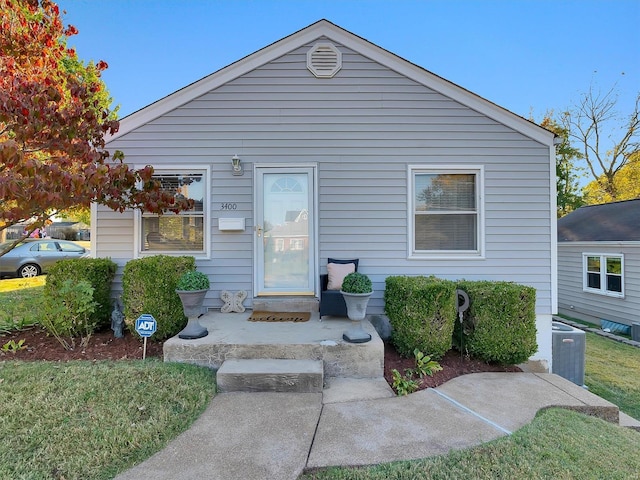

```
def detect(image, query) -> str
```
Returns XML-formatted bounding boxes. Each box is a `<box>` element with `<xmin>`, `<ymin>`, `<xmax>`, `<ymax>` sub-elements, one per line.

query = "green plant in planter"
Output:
<box><xmin>341</xmin><ymin>272</ymin><xmax>373</xmax><ymax>342</ymax></box>
<box><xmin>341</xmin><ymin>272</ymin><xmax>372</xmax><ymax>294</ymax></box>
<box><xmin>175</xmin><ymin>270</ymin><xmax>209</xmax><ymax>339</ymax></box>
<box><xmin>176</xmin><ymin>270</ymin><xmax>210</xmax><ymax>291</ymax></box>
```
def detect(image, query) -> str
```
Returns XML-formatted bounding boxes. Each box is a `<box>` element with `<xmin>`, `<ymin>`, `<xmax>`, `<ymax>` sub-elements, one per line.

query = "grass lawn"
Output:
<box><xmin>2</xmin><ymin>280</ymin><xmax>638</xmax><ymax>479</ymax></box>
<box><xmin>0</xmin><ymin>360</ymin><xmax>215</xmax><ymax>480</ymax></box>
<box><xmin>585</xmin><ymin>332</ymin><xmax>640</xmax><ymax>420</ymax></box>
<box><xmin>300</xmin><ymin>408</ymin><xmax>640</xmax><ymax>480</ymax></box>
<box><xmin>0</xmin><ymin>276</ymin><xmax>46</xmax><ymax>333</ymax></box>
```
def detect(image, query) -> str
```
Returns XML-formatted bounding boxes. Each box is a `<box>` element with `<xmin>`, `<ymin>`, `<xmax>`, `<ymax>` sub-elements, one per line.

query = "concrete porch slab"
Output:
<box><xmin>163</xmin><ymin>311</ymin><xmax>384</xmax><ymax>378</ymax></box>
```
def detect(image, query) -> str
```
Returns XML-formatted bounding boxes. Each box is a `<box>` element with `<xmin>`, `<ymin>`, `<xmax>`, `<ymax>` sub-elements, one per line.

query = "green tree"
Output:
<box><xmin>562</xmin><ymin>85</ymin><xmax>640</xmax><ymax>202</ymax></box>
<box><xmin>539</xmin><ymin>115</ymin><xmax>584</xmax><ymax>217</ymax></box>
<box><xmin>583</xmin><ymin>150</ymin><xmax>640</xmax><ymax>203</ymax></box>
<box><xmin>57</xmin><ymin>206</ymin><xmax>91</xmax><ymax>226</ymax></box>
<box><xmin>0</xmin><ymin>0</ymin><xmax>191</xmax><ymax>256</ymax></box>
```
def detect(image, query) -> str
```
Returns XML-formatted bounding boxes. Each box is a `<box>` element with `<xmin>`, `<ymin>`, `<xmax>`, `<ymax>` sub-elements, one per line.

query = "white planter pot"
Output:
<box><xmin>176</xmin><ymin>289</ymin><xmax>208</xmax><ymax>339</ymax></box>
<box><xmin>340</xmin><ymin>290</ymin><xmax>373</xmax><ymax>343</ymax></box>
<box><xmin>340</xmin><ymin>291</ymin><xmax>372</xmax><ymax>321</ymax></box>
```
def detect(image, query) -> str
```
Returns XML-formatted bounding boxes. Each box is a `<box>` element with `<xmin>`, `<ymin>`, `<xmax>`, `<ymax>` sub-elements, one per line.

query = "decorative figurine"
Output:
<box><xmin>111</xmin><ymin>299</ymin><xmax>125</xmax><ymax>338</ymax></box>
<box><xmin>220</xmin><ymin>290</ymin><xmax>247</xmax><ymax>313</ymax></box>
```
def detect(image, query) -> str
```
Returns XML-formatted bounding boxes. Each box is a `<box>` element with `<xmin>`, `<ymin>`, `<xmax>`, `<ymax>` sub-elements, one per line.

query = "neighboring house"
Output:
<box><xmin>1</xmin><ymin>221</ymin><xmax>90</xmax><ymax>242</ymax></box>
<box><xmin>558</xmin><ymin>199</ymin><xmax>640</xmax><ymax>328</ymax></box>
<box><xmin>47</xmin><ymin>222</ymin><xmax>91</xmax><ymax>241</ymax></box>
<box><xmin>94</xmin><ymin>20</ymin><xmax>556</xmax><ymax>369</ymax></box>
<box><xmin>1</xmin><ymin>223</ymin><xmax>29</xmax><ymax>241</ymax></box>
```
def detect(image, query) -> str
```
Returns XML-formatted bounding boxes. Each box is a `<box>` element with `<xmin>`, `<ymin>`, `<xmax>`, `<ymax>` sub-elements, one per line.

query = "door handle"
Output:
<box><xmin>255</xmin><ymin>225</ymin><xmax>263</xmax><ymax>237</ymax></box>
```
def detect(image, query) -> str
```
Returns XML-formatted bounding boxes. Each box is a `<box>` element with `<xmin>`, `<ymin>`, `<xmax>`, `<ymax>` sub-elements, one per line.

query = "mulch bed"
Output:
<box><xmin>1</xmin><ymin>326</ymin><xmax>520</xmax><ymax>392</ymax></box>
<box><xmin>0</xmin><ymin>326</ymin><xmax>164</xmax><ymax>362</ymax></box>
<box><xmin>384</xmin><ymin>344</ymin><xmax>521</xmax><ymax>390</ymax></box>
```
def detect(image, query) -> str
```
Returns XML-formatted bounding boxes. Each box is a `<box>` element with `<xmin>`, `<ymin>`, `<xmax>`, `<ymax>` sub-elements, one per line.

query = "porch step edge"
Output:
<box><xmin>252</xmin><ymin>296</ymin><xmax>319</xmax><ymax>313</ymax></box>
<box><xmin>217</xmin><ymin>359</ymin><xmax>324</xmax><ymax>393</ymax></box>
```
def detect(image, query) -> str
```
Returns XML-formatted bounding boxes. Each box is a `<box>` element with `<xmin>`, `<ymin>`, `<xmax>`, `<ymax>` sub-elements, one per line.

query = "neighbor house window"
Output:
<box><xmin>290</xmin><ymin>238</ymin><xmax>304</xmax><ymax>251</ymax></box>
<box><xmin>139</xmin><ymin>170</ymin><xmax>207</xmax><ymax>255</ymax></box>
<box><xmin>410</xmin><ymin>167</ymin><xmax>482</xmax><ymax>257</ymax></box>
<box><xmin>583</xmin><ymin>253</ymin><xmax>624</xmax><ymax>297</ymax></box>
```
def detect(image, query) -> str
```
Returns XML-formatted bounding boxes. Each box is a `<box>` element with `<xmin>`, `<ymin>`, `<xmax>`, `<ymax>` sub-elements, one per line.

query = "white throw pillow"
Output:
<box><xmin>326</xmin><ymin>262</ymin><xmax>356</xmax><ymax>290</ymax></box>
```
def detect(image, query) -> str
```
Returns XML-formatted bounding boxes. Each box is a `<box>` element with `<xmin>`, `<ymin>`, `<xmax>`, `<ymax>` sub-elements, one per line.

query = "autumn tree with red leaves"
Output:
<box><xmin>0</xmin><ymin>0</ymin><xmax>191</xmax><ymax>256</ymax></box>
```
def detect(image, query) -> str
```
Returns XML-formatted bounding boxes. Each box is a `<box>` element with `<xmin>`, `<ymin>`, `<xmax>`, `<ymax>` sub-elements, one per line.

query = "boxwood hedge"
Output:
<box><xmin>384</xmin><ymin>275</ymin><xmax>457</xmax><ymax>359</ymax></box>
<box><xmin>45</xmin><ymin>258</ymin><xmax>117</xmax><ymax>329</ymax></box>
<box><xmin>122</xmin><ymin>255</ymin><xmax>196</xmax><ymax>341</ymax></box>
<box><xmin>455</xmin><ymin>280</ymin><xmax>537</xmax><ymax>365</ymax></box>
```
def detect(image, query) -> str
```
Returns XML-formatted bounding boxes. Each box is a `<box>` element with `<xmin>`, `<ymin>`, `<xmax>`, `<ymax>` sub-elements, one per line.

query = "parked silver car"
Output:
<box><xmin>0</xmin><ymin>239</ymin><xmax>90</xmax><ymax>278</ymax></box>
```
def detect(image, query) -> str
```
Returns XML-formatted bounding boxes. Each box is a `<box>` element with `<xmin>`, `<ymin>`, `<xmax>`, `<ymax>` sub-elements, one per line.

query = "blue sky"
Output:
<box><xmin>57</xmin><ymin>0</ymin><xmax>639</xmax><ymax>123</ymax></box>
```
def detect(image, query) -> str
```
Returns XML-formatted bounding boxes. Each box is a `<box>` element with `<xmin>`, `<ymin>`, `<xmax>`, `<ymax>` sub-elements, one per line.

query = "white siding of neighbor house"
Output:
<box><xmin>99</xmin><ymin>41</ymin><xmax>554</xmax><ymax>348</ymax></box>
<box><xmin>558</xmin><ymin>242</ymin><xmax>640</xmax><ymax>327</ymax></box>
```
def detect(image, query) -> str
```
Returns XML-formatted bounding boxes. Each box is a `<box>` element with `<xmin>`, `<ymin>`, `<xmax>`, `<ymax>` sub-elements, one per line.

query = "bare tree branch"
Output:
<box><xmin>566</xmin><ymin>85</ymin><xmax>640</xmax><ymax>200</ymax></box>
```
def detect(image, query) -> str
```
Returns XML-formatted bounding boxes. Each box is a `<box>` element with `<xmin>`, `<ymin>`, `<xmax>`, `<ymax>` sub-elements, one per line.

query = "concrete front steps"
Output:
<box><xmin>163</xmin><ymin>312</ymin><xmax>385</xmax><ymax>378</ymax></box>
<box><xmin>217</xmin><ymin>359</ymin><xmax>324</xmax><ymax>393</ymax></box>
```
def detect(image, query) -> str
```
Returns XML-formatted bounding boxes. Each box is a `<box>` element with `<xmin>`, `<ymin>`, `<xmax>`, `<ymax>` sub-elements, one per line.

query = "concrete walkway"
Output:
<box><xmin>114</xmin><ymin>372</ymin><xmax>632</xmax><ymax>480</ymax></box>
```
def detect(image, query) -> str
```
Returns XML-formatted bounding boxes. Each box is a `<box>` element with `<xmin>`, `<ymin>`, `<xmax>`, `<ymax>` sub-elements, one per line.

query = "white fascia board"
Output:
<box><xmin>549</xmin><ymin>145</ymin><xmax>558</xmax><ymax>314</ymax></box>
<box><xmin>558</xmin><ymin>241</ymin><xmax>640</xmax><ymax>247</ymax></box>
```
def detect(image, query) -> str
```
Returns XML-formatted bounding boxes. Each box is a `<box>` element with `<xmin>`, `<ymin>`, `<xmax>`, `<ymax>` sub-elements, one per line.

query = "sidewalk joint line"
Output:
<box><xmin>432</xmin><ymin>389</ymin><xmax>512</xmax><ymax>435</ymax></box>
<box><xmin>304</xmin><ymin>401</ymin><xmax>324</xmax><ymax>470</ymax></box>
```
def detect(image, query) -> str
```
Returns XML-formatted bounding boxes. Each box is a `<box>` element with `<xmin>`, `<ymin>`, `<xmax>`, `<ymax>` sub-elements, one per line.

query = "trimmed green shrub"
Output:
<box><xmin>41</xmin><ymin>279</ymin><xmax>98</xmax><ymax>350</ymax></box>
<box><xmin>384</xmin><ymin>276</ymin><xmax>457</xmax><ymax>359</ymax></box>
<box><xmin>122</xmin><ymin>255</ymin><xmax>195</xmax><ymax>341</ymax></box>
<box><xmin>176</xmin><ymin>270</ymin><xmax>210</xmax><ymax>291</ymax></box>
<box><xmin>455</xmin><ymin>280</ymin><xmax>537</xmax><ymax>365</ymax></box>
<box><xmin>45</xmin><ymin>258</ymin><xmax>117</xmax><ymax>328</ymax></box>
<box><xmin>341</xmin><ymin>272</ymin><xmax>372</xmax><ymax>294</ymax></box>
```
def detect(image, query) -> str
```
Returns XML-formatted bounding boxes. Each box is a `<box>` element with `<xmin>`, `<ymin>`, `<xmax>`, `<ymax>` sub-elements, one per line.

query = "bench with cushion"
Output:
<box><xmin>319</xmin><ymin>258</ymin><xmax>359</xmax><ymax>319</ymax></box>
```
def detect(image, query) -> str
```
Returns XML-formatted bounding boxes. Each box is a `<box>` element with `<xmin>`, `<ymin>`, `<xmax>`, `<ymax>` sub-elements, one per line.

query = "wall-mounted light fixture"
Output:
<box><xmin>231</xmin><ymin>154</ymin><xmax>243</xmax><ymax>176</ymax></box>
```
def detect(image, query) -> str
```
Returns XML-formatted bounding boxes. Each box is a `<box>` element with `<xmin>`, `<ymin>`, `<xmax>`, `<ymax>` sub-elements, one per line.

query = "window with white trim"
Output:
<box><xmin>139</xmin><ymin>171</ymin><xmax>207</xmax><ymax>254</ymax></box>
<box><xmin>410</xmin><ymin>168</ymin><xmax>482</xmax><ymax>256</ymax></box>
<box><xmin>583</xmin><ymin>253</ymin><xmax>624</xmax><ymax>297</ymax></box>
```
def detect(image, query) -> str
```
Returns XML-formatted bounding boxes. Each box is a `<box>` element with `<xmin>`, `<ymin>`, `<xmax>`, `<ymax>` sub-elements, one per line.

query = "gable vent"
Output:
<box><xmin>307</xmin><ymin>43</ymin><xmax>342</xmax><ymax>78</ymax></box>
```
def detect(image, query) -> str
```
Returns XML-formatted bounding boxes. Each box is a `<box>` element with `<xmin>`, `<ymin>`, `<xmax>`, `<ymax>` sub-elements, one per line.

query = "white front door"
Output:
<box><xmin>255</xmin><ymin>166</ymin><xmax>316</xmax><ymax>295</ymax></box>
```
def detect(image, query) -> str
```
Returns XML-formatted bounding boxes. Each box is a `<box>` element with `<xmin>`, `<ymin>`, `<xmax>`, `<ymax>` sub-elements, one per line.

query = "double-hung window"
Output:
<box><xmin>410</xmin><ymin>167</ymin><xmax>482</xmax><ymax>257</ymax></box>
<box><xmin>139</xmin><ymin>169</ymin><xmax>208</xmax><ymax>256</ymax></box>
<box><xmin>583</xmin><ymin>253</ymin><xmax>624</xmax><ymax>297</ymax></box>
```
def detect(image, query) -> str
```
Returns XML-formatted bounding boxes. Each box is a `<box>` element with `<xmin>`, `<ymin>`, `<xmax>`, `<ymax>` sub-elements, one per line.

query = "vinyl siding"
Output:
<box><xmin>101</xmin><ymin>41</ymin><xmax>553</xmax><ymax>316</ymax></box>
<box><xmin>558</xmin><ymin>242</ymin><xmax>640</xmax><ymax>327</ymax></box>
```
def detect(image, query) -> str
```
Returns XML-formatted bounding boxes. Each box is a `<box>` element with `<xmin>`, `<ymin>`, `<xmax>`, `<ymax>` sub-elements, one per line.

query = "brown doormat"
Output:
<box><xmin>248</xmin><ymin>311</ymin><xmax>310</xmax><ymax>323</ymax></box>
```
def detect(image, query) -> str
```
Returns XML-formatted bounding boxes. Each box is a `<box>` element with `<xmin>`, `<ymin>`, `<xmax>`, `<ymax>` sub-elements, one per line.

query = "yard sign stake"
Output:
<box><xmin>135</xmin><ymin>314</ymin><xmax>157</xmax><ymax>360</ymax></box>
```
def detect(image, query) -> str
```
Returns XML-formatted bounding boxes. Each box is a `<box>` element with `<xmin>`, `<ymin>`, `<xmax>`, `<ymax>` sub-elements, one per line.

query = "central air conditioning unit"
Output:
<box><xmin>552</xmin><ymin>321</ymin><xmax>586</xmax><ymax>386</ymax></box>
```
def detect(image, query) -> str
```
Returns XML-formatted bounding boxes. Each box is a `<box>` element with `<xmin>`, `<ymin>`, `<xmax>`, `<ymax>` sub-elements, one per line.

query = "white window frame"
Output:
<box><xmin>134</xmin><ymin>166</ymin><xmax>210</xmax><ymax>259</ymax></box>
<box><xmin>408</xmin><ymin>165</ymin><xmax>484</xmax><ymax>259</ymax></box>
<box><xmin>582</xmin><ymin>253</ymin><xmax>624</xmax><ymax>298</ymax></box>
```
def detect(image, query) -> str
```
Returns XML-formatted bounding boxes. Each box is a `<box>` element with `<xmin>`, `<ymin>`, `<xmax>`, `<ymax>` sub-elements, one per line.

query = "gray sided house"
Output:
<box><xmin>95</xmin><ymin>20</ymin><xmax>557</xmax><ymax>369</ymax></box>
<box><xmin>558</xmin><ymin>199</ymin><xmax>640</xmax><ymax>329</ymax></box>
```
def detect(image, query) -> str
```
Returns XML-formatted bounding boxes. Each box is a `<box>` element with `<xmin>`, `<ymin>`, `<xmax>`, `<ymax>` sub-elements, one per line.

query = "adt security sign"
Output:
<box><xmin>135</xmin><ymin>314</ymin><xmax>157</xmax><ymax>338</ymax></box>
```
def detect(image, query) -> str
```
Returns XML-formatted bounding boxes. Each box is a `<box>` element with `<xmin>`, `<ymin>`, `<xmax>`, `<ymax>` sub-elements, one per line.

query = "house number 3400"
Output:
<box><xmin>220</xmin><ymin>203</ymin><xmax>237</xmax><ymax>210</ymax></box>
